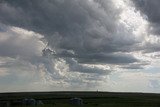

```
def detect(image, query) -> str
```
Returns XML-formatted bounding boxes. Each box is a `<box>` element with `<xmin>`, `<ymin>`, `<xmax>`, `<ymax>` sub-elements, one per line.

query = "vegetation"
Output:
<box><xmin>1</xmin><ymin>91</ymin><xmax>160</xmax><ymax>107</ymax></box>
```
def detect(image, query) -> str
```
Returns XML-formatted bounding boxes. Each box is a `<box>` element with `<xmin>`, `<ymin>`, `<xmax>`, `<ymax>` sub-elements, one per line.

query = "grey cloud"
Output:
<box><xmin>143</xmin><ymin>43</ymin><xmax>160</xmax><ymax>53</ymax></box>
<box><xmin>0</xmin><ymin>23</ymin><xmax>7</xmax><ymax>32</ymax></box>
<box><xmin>65</xmin><ymin>58</ymin><xmax>111</xmax><ymax>74</ymax></box>
<box><xmin>54</xmin><ymin>50</ymin><xmax>139</xmax><ymax>64</ymax></box>
<box><xmin>135</xmin><ymin>38</ymin><xmax>160</xmax><ymax>53</ymax></box>
<box><xmin>75</xmin><ymin>53</ymin><xmax>139</xmax><ymax>64</ymax></box>
<box><xmin>0</xmin><ymin>0</ymin><xmax>147</xmax><ymax>89</ymax></box>
<box><xmin>0</xmin><ymin>25</ymin><xmax>44</xmax><ymax>59</ymax></box>
<box><xmin>121</xmin><ymin>61</ymin><xmax>150</xmax><ymax>69</ymax></box>
<box><xmin>132</xmin><ymin>0</ymin><xmax>160</xmax><ymax>23</ymax></box>
<box><xmin>132</xmin><ymin>0</ymin><xmax>160</xmax><ymax>35</ymax></box>
<box><xmin>122</xmin><ymin>64</ymin><xmax>144</xmax><ymax>70</ymax></box>
<box><xmin>0</xmin><ymin>0</ymin><xmax>139</xmax><ymax>66</ymax></box>
<box><xmin>1</xmin><ymin>0</ymin><xmax>159</xmax><ymax>91</ymax></box>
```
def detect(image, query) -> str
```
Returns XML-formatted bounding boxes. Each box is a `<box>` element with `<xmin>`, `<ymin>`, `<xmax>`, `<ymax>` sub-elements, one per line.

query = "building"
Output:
<box><xmin>70</xmin><ymin>97</ymin><xmax>83</xmax><ymax>106</ymax></box>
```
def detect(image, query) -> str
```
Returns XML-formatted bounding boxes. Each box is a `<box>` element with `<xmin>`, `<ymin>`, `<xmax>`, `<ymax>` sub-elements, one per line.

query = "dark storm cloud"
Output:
<box><xmin>55</xmin><ymin>51</ymin><xmax>139</xmax><ymax>64</ymax></box>
<box><xmin>0</xmin><ymin>0</ymin><xmax>143</xmax><ymax>81</ymax></box>
<box><xmin>74</xmin><ymin>53</ymin><xmax>138</xmax><ymax>64</ymax></box>
<box><xmin>132</xmin><ymin>0</ymin><xmax>160</xmax><ymax>35</ymax></box>
<box><xmin>122</xmin><ymin>64</ymin><xmax>144</xmax><ymax>69</ymax></box>
<box><xmin>65</xmin><ymin>58</ymin><xmax>111</xmax><ymax>74</ymax></box>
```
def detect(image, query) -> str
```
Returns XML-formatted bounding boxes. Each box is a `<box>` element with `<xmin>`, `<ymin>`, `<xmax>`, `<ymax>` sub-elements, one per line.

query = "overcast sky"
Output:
<box><xmin>0</xmin><ymin>0</ymin><xmax>160</xmax><ymax>93</ymax></box>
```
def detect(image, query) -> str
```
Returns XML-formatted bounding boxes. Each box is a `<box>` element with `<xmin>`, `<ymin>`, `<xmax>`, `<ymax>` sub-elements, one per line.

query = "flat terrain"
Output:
<box><xmin>0</xmin><ymin>91</ymin><xmax>160</xmax><ymax>107</ymax></box>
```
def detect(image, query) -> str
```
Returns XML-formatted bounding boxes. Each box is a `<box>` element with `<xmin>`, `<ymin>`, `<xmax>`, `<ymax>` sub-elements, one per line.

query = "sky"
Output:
<box><xmin>0</xmin><ymin>0</ymin><xmax>160</xmax><ymax>93</ymax></box>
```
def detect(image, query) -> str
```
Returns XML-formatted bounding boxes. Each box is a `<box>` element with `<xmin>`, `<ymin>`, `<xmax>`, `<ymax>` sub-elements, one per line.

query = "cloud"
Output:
<box><xmin>65</xmin><ymin>58</ymin><xmax>111</xmax><ymax>74</ymax></box>
<box><xmin>0</xmin><ymin>24</ymin><xmax>112</xmax><ymax>90</ymax></box>
<box><xmin>0</xmin><ymin>0</ymin><xmax>140</xmax><ymax>65</ymax></box>
<box><xmin>131</xmin><ymin>0</ymin><xmax>160</xmax><ymax>35</ymax></box>
<box><xmin>121</xmin><ymin>64</ymin><xmax>144</xmax><ymax>70</ymax></box>
<box><xmin>0</xmin><ymin>24</ymin><xmax>44</xmax><ymax>59</ymax></box>
<box><xmin>1</xmin><ymin>0</ymin><xmax>160</xmax><ymax>92</ymax></box>
<box><xmin>149</xmin><ymin>80</ymin><xmax>160</xmax><ymax>89</ymax></box>
<box><xmin>107</xmin><ymin>71</ymin><xmax>160</xmax><ymax>93</ymax></box>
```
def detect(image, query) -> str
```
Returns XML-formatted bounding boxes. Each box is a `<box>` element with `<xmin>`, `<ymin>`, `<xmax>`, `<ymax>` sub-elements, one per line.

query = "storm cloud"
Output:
<box><xmin>0</xmin><ymin>0</ymin><xmax>140</xmax><ymax>64</ymax></box>
<box><xmin>132</xmin><ymin>0</ymin><xmax>160</xmax><ymax>35</ymax></box>
<box><xmin>0</xmin><ymin>0</ymin><xmax>160</xmax><ymax>91</ymax></box>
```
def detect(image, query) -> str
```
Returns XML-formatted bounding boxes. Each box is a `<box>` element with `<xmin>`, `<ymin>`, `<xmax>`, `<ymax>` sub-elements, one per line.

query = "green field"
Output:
<box><xmin>0</xmin><ymin>91</ymin><xmax>160</xmax><ymax>107</ymax></box>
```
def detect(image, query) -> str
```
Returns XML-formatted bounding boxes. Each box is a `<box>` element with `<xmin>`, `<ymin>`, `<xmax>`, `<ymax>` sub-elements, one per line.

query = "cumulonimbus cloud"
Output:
<box><xmin>0</xmin><ymin>0</ymin><xmax>140</xmax><ymax>64</ymax></box>
<box><xmin>0</xmin><ymin>0</ymin><xmax>159</xmax><ymax>90</ymax></box>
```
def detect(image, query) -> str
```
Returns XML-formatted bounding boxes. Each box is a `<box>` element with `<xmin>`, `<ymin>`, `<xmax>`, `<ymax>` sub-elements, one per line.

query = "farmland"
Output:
<box><xmin>0</xmin><ymin>91</ymin><xmax>160</xmax><ymax>107</ymax></box>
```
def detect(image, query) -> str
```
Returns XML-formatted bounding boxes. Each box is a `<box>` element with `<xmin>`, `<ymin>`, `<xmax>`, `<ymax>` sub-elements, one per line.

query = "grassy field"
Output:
<box><xmin>1</xmin><ymin>91</ymin><xmax>160</xmax><ymax>107</ymax></box>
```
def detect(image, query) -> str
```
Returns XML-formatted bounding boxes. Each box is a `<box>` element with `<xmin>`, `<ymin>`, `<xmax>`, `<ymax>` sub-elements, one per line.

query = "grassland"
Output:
<box><xmin>0</xmin><ymin>91</ymin><xmax>160</xmax><ymax>107</ymax></box>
